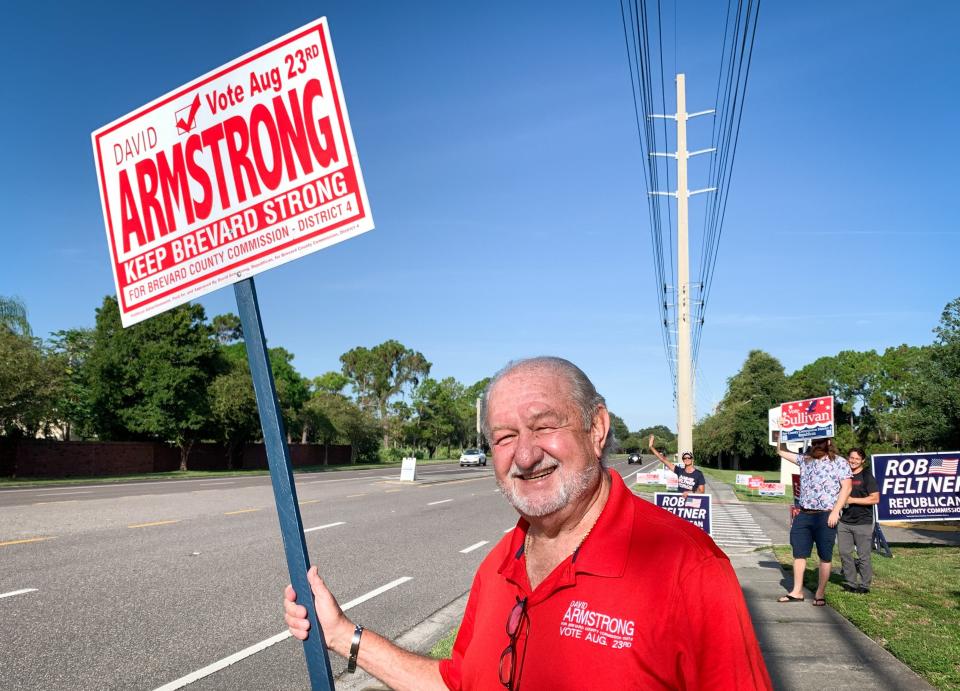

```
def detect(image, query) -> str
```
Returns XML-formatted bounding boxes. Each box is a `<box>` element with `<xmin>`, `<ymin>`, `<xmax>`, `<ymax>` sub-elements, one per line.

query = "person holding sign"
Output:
<box><xmin>775</xmin><ymin>438</ymin><xmax>852</xmax><ymax>606</ymax></box>
<box><xmin>284</xmin><ymin>357</ymin><xmax>771</xmax><ymax>690</ymax></box>
<box><xmin>838</xmin><ymin>448</ymin><xmax>880</xmax><ymax>594</ymax></box>
<box><xmin>648</xmin><ymin>435</ymin><xmax>706</xmax><ymax>496</ymax></box>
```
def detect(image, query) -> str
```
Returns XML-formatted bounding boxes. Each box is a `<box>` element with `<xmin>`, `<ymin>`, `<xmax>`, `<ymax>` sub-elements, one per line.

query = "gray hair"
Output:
<box><xmin>480</xmin><ymin>356</ymin><xmax>614</xmax><ymax>465</ymax></box>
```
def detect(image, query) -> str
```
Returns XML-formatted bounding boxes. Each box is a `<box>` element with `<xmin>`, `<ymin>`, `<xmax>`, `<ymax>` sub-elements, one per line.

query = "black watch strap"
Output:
<box><xmin>347</xmin><ymin>624</ymin><xmax>364</xmax><ymax>673</ymax></box>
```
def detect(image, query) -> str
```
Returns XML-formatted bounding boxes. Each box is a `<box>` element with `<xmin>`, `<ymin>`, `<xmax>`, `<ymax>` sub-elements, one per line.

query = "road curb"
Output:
<box><xmin>335</xmin><ymin>591</ymin><xmax>469</xmax><ymax>690</ymax></box>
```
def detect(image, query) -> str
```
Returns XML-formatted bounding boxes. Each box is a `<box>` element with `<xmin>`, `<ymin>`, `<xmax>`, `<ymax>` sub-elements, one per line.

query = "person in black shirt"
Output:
<box><xmin>648</xmin><ymin>435</ymin><xmax>706</xmax><ymax>496</ymax></box>
<box><xmin>838</xmin><ymin>447</ymin><xmax>880</xmax><ymax>593</ymax></box>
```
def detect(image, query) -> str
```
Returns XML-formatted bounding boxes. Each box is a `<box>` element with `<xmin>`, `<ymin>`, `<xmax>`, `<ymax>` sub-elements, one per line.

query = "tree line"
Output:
<box><xmin>0</xmin><ymin>295</ymin><xmax>488</xmax><ymax>469</ymax></box>
<box><xmin>694</xmin><ymin>297</ymin><xmax>960</xmax><ymax>469</ymax></box>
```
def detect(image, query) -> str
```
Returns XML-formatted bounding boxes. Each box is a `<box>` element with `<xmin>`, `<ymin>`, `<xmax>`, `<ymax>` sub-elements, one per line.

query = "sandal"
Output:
<box><xmin>812</xmin><ymin>598</ymin><xmax>826</xmax><ymax>606</ymax></box>
<box><xmin>777</xmin><ymin>594</ymin><xmax>804</xmax><ymax>603</ymax></box>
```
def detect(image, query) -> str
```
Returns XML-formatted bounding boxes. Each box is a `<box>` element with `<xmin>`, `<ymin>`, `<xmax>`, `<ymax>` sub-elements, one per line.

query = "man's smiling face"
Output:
<box><xmin>487</xmin><ymin>366</ymin><xmax>603</xmax><ymax>518</ymax></box>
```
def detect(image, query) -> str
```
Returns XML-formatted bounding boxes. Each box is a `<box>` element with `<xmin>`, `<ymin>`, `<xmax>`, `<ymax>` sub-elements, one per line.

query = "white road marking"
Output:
<box><xmin>427</xmin><ymin>499</ymin><xmax>453</xmax><ymax>506</ymax></box>
<box><xmin>304</xmin><ymin>522</ymin><xmax>346</xmax><ymax>533</ymax></box>
<box><xmin>459</xmin><ymin>541</ymin><xmax>489</xmax><ymax>554</ymax></box>
<box><xmin>152</xmin><ymin>577</ymin><xmax>412</xmax><ymax>691</ymax></box>
<box><xmin>340</xmin><ymin>577</ymin><xmax>412</xmax><ymax>609</ymax></box>
<box><xmin>0</xmin><ymin>588</ymin><xmax>37</xmax><ymax>599</ymax></box>
<box><xmin>33</xmin><ymin>490</ymin><xmax>92</xmax><ymax>496</ymax></box>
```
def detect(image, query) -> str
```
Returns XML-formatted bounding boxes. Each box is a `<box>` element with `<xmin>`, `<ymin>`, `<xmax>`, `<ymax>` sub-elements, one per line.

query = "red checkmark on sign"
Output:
<box><xmin>175</xmin><ymin>94</ymin><xmax>202</xmax><ymax>134</ymax></box>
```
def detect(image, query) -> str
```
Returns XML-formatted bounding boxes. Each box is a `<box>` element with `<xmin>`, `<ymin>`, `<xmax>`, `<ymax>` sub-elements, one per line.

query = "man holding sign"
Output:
<box><xmin>285</xmin><ymin>358</ymin><xmax>771</xmax><ymax>689</ymax></box>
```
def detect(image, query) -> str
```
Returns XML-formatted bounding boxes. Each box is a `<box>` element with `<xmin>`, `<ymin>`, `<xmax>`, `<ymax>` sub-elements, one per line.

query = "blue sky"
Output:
<box><xmin>2</xmin><ymin>2</ymin><xmax>958</xmax><ymax>431</ymax></box>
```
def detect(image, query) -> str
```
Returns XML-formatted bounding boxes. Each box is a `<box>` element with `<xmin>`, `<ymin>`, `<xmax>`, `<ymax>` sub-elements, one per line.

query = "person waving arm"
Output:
<box><xmin>648</xmin><ymin>434</ymin><xmax>676</xmax><ymax>470</ymax></box>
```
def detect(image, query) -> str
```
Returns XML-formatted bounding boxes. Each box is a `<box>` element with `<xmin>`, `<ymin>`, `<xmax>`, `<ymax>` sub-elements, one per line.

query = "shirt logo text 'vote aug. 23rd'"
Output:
<box><xmin>559</xmin><ymin>600</ymin><xmax>635</xmax><ymax>650</ymax></box>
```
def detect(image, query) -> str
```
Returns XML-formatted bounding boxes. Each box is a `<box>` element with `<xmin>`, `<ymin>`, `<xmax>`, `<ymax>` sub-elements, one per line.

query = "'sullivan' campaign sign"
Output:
<box><xmin>655</xmin><ymin>493</ymin><xmax>712</xmax><ymax>535</ymax></box>
<box><xmin>779</xmin><ymin>396</ymin><xmax>834</xmax><ymax>442</ymax></box>
<box><xmin>873</xmin><ymin>452</ymin><xmax>960</xmax><ymax>522</ymax></box>
<box><xmin>92</xmin><ymin>18</ymin><xmax>373</xmax><ymax>326</ymax></box>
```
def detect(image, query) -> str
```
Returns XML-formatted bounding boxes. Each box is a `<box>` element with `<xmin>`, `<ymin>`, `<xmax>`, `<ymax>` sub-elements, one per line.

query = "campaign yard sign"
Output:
<box><xmin>747</xmin><ymin>476</ymin><xmax>763</xmax><ymax>490</ymax></box>
<box><xmin>779</xmin><ymin>396</ymin><xmax>834</xmax><ymax>442</ymax></box>
<box><xmin>92</xmin><ymin>18</ymin><xmax>373</xmax><ymax>326</ymax></box>
<box><xmin>759</xmin><ymin>482</ymin><xmax>785</xmax><ymax>497</ymax></box>
<box><xmin>634</xmin><ymin>472</ymin><xmax>661</xmax><ymax>485</ymax></box>
<box><xmin>735</xmin><ymin>473</ymin><xmax>752</xmax><ymax>486</ymax></box>
<box><xmin>873</xmin><ymin>452</ymin><xmax>960</xmax><ymax>522</ymax></box>
<box><xmin>655</xmin><ymin>493</ymin><xmax>711</xmax><ymax>535</ymax></box>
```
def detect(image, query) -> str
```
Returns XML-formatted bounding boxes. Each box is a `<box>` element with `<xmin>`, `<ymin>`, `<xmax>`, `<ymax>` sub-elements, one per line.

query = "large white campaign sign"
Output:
<box><xmin>92</xmin><ymin>18</ymin><xmax>373</xmax><ymax>326</ymax></box>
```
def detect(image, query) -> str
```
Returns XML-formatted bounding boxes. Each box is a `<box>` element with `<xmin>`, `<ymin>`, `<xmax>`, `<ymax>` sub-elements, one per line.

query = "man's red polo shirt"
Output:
<box><xmin>438</xmin><ymin>469</ymin><xmax>772</xmax><ymax>690</ymax></box>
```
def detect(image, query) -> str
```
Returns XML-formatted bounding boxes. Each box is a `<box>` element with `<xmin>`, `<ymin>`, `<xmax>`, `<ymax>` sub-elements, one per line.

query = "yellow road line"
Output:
<box><xmin>128</xmin><ymin>520</ymin><xmax>180</xmax><ymax>529</ymax></box>
<box><xmin>0</xmin><ymin>537</ymin><xmax>54</xmax><ymax>548</ymax></box>
<box><xmin>33</xmin><ymin>500</ymin><xmax>79</xmax><ymax>505</ymax></box>
<box><xmin>346</xmin><ymin>494</ymin><xmax>366</xmax><ymax>498</ymax></box>
<box><xmin>384</xmin><ymin>489</ymin><xmax>403</xmax><ymax>493</ymax></box>
<box><xmin>298</xmin><ymin>499</ymin><xmax>319</xmax><ymax>506</ymax></box>
<box><xmin>224</xmin><ymin>508</ymin><xmax>261</xmax><ymax>515</ymax></box>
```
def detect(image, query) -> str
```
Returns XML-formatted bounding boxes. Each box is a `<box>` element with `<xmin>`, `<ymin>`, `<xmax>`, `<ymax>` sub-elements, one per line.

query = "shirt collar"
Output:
<box><xmin>497</xmin><ymin>469</ymin><xmax>633</xmax><ymax>590</ymax></box>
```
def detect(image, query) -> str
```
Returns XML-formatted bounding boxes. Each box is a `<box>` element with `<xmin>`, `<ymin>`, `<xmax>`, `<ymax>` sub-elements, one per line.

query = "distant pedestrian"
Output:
<box><xmin>648</xmin><ymin>435</ymin><xmax>705</xmax><ymax>497</ymax></box>
<box><xmin>775</xmin><ymin>438</ymin><xmax>852</xmax><ymax>606</ymax></box>
<box><xmin>838</xmin><ymin>448</ymin><xmax>880</xmax><ymax>593</ymax></box>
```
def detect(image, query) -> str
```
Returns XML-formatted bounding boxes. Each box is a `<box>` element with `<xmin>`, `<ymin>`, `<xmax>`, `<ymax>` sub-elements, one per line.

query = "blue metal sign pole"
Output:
<box><xmin>234</xmin><ymin>277</ymin><xmax>335</xmax><ymax>690</ymax></box>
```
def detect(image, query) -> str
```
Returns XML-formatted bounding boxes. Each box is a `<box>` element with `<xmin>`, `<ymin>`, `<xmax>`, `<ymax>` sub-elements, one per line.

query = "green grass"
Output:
<box><xmin>771</xmin><ymin>543</ymin><xmax>960</xmax><ymax>690</ymax></box>
<box><xmin>700</xmin><ymin>467</ymin><xmax>795</xmax><ymax>504</ymax></box>
<box><xmin>0</xmin><ymin>457</ymin><xmax>460</xmax><ymax>488</ymax></box>
<box><xmin>429</xmin><ymin>627</ymin><xmax>458</xmax><ymax>659</ymax></box>
<box><xmin>632</xmin><ymin>483</ymin><xmax>671</xmax><ymax>493</ymax></box>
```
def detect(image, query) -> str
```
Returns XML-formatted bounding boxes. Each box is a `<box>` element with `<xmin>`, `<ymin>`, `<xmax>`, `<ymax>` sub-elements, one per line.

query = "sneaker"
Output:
<box><xmin>857</xmin><ymin>586</ymin><xmax>870</xmax><ymax>594</ymax></box>
<box><xmin>841</xmin><ymin>583</ymin><xmax>859</xmax><ymax>593</ymax></box>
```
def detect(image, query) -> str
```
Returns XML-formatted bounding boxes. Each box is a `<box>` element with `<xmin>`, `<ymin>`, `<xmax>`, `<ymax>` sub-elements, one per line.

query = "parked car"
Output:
<box><xmin>627</xmin><ymin>452</ymin><xmax>642</xmax><ymax>464</ymax></box>
<box><xmin>459</xmin><ymin>448</ymin><xmax>487</xmax><ymax>467</ymax></box>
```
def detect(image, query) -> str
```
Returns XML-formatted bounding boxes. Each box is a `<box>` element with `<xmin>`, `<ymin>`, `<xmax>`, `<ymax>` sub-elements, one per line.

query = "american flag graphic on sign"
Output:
<box><xmin>929</xmin><ymin>458</ymin><xmax>959</xmax><ymax>476</ymax></box>
<box><xmin>684</xmin><ymin>497</ymin><xmax>702</xmax><ymax>508</ymax></box>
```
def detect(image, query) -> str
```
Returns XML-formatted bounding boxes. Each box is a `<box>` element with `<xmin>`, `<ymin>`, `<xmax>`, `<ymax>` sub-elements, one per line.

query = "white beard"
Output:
<box><xmin>498</xmin><ymin>456</ymin><xmax>599</xmax><ymax>517</ymax></box>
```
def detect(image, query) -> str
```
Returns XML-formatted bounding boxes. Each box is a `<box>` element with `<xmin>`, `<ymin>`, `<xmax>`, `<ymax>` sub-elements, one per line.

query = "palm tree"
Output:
<box><xmin>0</xmin><ymin>295</ymin><xmax>32</xmax><ymax>336</ymax></box>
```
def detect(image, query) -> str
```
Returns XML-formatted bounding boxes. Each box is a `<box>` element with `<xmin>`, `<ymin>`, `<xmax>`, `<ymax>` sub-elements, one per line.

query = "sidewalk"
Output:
<box><xmin>705</xmin><ymin>475</ymin><xmax>933</xmax><ymax>690</ymax></box>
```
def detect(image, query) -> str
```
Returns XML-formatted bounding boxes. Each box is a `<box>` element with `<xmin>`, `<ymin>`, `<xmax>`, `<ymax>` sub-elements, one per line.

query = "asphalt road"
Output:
<box><xmin>0</xmin><ymin>459</ymin><xmax>631</xmax><ymax>690</ymax></box>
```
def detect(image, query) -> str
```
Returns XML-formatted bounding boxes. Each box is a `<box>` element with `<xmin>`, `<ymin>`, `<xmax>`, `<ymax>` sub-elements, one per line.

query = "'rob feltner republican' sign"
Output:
<box><xmin>778</xmin><ymin>396</ymin><xmax>834</xmax><ymax>442</ymax></box>
<box><xmin>92</xmin><ymin>18</ymin><xmax>373</xmax><ymax>326</ymax></box>
<box><xmin>654</xmin><ymin>493</ymin><xmax>712</xmax><ymax>535</ymax></box>
<box><xmin>873</xmin><ymin>453</ymin><xmax>960</xmax><ymax>522</ymax></box>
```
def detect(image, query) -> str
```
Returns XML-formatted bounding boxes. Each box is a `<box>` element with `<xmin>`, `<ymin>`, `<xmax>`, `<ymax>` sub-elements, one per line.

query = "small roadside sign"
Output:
<box><xmin>735</xmin><ymin>473</ymin><xmax>752</xmax><ymax>486</ymax></box>
<box><xmin>747</xmin><ymin>476</ymin><xmax>763</xmax><ymax>490</ymax></box>
<box><xmin>400</xmin><ymin>457</ymin><xmax>417</xmax><ymax>482</ymax></box>
<box><xmin>759</xmin><ymin>482</ymin><xmax>785</xmax><ymax>496</ymax></box>
<box><xmin>634</xmin><ymin>472</ymin><xmax>661</xmax><ymax>485</ymax></box>
<box><xmin>92</xmin><ymin>18</ymin><xmax>373</xmax><ymax>327</ymax></box>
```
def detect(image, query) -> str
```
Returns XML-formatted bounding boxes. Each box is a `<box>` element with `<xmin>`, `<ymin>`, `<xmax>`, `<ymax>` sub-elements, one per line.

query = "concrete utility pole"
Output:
<box><xmin>651</xmin><ymin>74</ymin><xmax>715</xmax><ymax>458</ymax></box>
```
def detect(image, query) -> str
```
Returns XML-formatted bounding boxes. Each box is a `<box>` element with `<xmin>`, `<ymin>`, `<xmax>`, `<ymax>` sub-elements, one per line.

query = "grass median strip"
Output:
<box><xmin>128</xmin><ymin>520</ymin><xmax>180</xmax><ymax>529</ymax></box>
<box><xmin>0</xmin><ymin>537</ymin><xmax>54</xmax><ymax>547</ymax></box>
<box><xmin>771</xmin><ymin>543</ymin><xmax>960</xmax><ymax>690</ymax></box>
<box><xmin>430</xmin><ymin>628</ymin><xmax>458</xmax><ymax>659</ymax></box>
